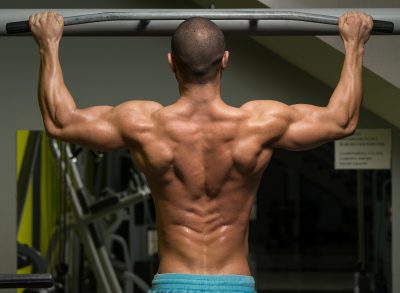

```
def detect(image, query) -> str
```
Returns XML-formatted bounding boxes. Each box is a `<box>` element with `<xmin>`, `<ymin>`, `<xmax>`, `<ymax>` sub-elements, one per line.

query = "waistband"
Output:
<box><xmin>151</xmin><ymin>273</ymin><xmax>255</xmax><ymax>292</ymax></box>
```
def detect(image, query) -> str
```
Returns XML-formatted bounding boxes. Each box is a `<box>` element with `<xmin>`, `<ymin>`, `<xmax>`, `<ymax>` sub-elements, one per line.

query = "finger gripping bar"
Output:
<box><xmin>5</xmin><ymin>12</ymin><xmax>395</xmax><ymax>34</ymax></box>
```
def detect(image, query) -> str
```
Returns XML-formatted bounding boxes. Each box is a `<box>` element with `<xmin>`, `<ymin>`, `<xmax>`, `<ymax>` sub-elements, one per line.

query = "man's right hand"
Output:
<box><xmin>242</xmin><ymin>14</ymin><xmax>373</xmax><ymax>151</ymax></box>
<box><xmin>339</xmin><ymin>12</ymin><xmax>373</xmax><ymax>47</ymax></box>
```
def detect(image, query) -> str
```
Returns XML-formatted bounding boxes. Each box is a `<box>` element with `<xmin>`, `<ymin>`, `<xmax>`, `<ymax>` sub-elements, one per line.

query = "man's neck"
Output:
<box><xmin>178</xmin><ymin>80</ymin><xmax>222</xmax><ymax>105</ymax></box>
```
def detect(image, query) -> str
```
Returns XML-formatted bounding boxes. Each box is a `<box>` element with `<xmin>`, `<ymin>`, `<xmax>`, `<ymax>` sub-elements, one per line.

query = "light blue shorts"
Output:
<box><xmin>147</xmin><ymin>273</ymin><xmax>256</xmax><ymax>293</ymax></box>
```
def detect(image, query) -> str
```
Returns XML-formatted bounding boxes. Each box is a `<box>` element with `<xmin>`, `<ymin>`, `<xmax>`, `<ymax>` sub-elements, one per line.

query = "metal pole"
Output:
<box><xmin>0</xmin><ymin>8</ymin><xmax>399</xmax><ymax>36</ymax></box>
<box><xmin>357</xmin><ymin>170</ymin><xmax>366</xmax><ymax>272</ymax></box>
<box><xmin>50</xmin><ymin>141</ymin><xmax>123</xmax><ymax>293</ymax></box>
<box><xmin>79</xmin><ymin>191</ymin><xmax>149</xmax><ymax>225</ymax></box>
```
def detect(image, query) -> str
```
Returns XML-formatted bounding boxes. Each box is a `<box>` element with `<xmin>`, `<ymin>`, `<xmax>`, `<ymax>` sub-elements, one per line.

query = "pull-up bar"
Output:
<box><xmin>0</xmin><ymin>274</ymin><xmax>53</xmax><ymax>289</ymax></box>
<box><xmin>1</xmin><ymin>9</ymin><xmax>399</xmax><ymax>36</ymax></box>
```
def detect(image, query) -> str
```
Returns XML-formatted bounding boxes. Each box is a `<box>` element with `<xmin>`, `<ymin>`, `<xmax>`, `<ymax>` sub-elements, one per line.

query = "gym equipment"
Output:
<box><xmin>0</xmin><ymin>243</ymin><xmax>54</xmax><ymax>290</ymax></box>
<box><xmin>0</xmin><ymin>274</ymin><xmax>53</xmax><ymax>289</ymax></box>
<box><xmin>47</xmin><ymin>140</ymin><xmax>152</xmax><ymax>293</ymax></box>
<box><xmin>0</xmin><ymin>9</ymin><xmax>399</xmax><ymax>36</ymax></box>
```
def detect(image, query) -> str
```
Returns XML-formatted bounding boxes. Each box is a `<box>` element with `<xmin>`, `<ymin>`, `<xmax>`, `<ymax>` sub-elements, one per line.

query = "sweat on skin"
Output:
<box><xmin>30</xmin><ymin>11</ymin><xmax>372</xmax><ymax>276</ymax></box>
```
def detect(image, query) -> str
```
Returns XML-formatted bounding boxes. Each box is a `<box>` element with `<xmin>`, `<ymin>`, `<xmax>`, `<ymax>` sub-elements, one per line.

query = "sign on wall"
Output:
<box><xmin>335</xmin><ymin>129</ymin><xmax>391</xmax><ymax>170</ymax></box>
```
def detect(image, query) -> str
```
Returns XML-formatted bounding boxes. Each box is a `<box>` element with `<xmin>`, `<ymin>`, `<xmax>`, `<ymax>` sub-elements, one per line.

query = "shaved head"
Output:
<box><xmin>171</xmin><ymin>17</ymin><xmax>226</xmax><ymax>84</ymax></box>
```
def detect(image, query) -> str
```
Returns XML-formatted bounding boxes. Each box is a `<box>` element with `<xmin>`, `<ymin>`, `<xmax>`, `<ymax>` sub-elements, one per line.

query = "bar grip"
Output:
<box><xmin>6</xmin><ymin>20</ymin><xmax>30</xmax><ymax>34</ymax></box>
<box><xmin>5</xmin><ymin>15</ymin><xmax>395</xmax><ymax>35</ymax></box>
<box><xmin>372</xmin><ymin>19</ymin><xmax>394</xmax><ymax>33</ymax></box>
<box><xmin>0</xmin><ymin>273</ymin><xmax>53</xmax><ymax>288</ymax></box>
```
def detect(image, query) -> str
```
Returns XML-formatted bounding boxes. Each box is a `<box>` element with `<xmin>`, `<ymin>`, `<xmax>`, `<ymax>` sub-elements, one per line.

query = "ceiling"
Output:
<box><xmin>259</xmin><ymin>0</ymin><xmax>400</xmax><ymax>88</ymax></box>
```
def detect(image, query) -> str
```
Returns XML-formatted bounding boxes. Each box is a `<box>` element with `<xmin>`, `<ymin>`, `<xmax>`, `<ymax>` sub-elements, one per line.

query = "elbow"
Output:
<box><xmin>44</xmin><ymin>122</ymin><xmax>62</xmax><ymax>140</ymax></box>
<box><xmin>331</xmin><ymin>117</ymin><xmax>358</xmax><ymax>140</ymax></box>
<box><xmin>341</xmin><ymin>119</ymin><xmax>358</xmax><ymax>138</ymax></box>
<box><xmin>45</xmin><ymin>127</ymin><xmax>58</xmax><ymax>140</ymax></box>
<box><xmin>45</xmin><ymin>129</ymin><xmax>58</xmax><ymax>139</ymax></box>
<box><xmin>343</xmin><ymin>124</ymin><xmax>357</xmax><ymax>137</ymax></box>
<box><xmin>42</xmin><ymin>112</ymin><xmax>72</xmax><ymax>140</ymax></box>
<box><xmin>328</xmin><ymin>105</ymin><xmax>360</xmax><ymax>139</ymax></box>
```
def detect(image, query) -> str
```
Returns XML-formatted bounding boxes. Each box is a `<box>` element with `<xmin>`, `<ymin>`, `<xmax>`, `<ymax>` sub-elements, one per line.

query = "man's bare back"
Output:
<box><xmin>30</xmin><ymin>10</ymin><xmax>372</xmax><ymax>283</ymax></box>
<box><xmin>129</xmin><ymin>100</ymin><xmax>274</xmax><ymax>275</ymax></box>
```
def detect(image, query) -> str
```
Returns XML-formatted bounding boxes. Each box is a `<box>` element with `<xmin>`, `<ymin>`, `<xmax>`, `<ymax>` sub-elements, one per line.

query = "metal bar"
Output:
<box><xmin>32</xmin><ymin>132</ymin><xmax>42</xmax><ymax>251</ymax></box>
<box><xmin>50</xmin><ymin>141</ymin><xmax>123</xmax><ymax>293</ymax></box>
<box><xmin>65</xmin><ymin>145</ymin><xmax>85</xmax><ymax>190</ymax></box>
<box><xmin>357</xmin><ymin>170</ymin><xmax>366</xmax><ymax>271</ymax></box>
<box><xmin>79</xmin><ymin>190</ymin><xmax>149</xmax><ymax>226</ymax></box>
<box><xmin>393</xmin><ymin>136</ymin><xmax>400</xmax><ymax>293</ymax></box>
<box><xmin>17</xmin><ymin>132</ymin><xmax>41</xmax><ymax>227</ymax></box>
<box><xmin>0</xmin><ymin>8</ymin><xmax>399</xmax><ymax>36</ymax></box>
<box><xmin>97</xmin><ymin>246</ymin><xmax>123</xmax><ymax>293</ymax></box>
<box><xmin>50</xmin><ymin>141</ymin><xmax>149</xmax><ymax>292</ymax></box>
<box><xmin>0</xmin><ymin>273</ymin><xmax>53</xmax><ymax>289</ymax></box>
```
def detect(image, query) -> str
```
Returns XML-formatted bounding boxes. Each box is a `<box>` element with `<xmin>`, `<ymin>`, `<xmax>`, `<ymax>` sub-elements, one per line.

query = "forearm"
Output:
<box><xmin>38</xmin><ymin>42</ymin><xmax>77</xmax><ymax>132</ymax></box>
<box><xmin>327</xmin><ymin>42</ymin><xmax>364</xmax><ymax>131</ymax></box>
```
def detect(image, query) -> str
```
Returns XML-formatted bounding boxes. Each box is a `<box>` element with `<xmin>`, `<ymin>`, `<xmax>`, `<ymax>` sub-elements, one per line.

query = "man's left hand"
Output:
<box><xmin>30</xmin><ymin>12</ymin><xmax>64</xmax><ymax>49</ymax></box>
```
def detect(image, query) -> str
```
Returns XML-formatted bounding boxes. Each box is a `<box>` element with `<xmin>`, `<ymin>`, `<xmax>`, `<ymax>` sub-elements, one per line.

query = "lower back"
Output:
<box><xmin>156</xmin><ymin>215</ymin><xmax>252</xmax><ymax>275</ymax></box>
<box><xmin>152</xmin><ymin>186</ymin><xmax>256</xmax><ymax>275</ymax></box>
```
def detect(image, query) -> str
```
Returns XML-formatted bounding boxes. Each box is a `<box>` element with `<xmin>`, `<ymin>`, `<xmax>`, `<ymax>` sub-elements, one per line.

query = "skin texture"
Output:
<box><xmin>30</xmin><ymin>11</ymin><xmax>372</xmax><ymax>275</ymax></box>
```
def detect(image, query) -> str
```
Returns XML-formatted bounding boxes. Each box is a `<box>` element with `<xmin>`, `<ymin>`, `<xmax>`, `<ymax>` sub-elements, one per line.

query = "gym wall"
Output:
<box><xmin>0</xmin><ymin>1</ymin><xmax>398</xmax><ymax>293</ymax></box>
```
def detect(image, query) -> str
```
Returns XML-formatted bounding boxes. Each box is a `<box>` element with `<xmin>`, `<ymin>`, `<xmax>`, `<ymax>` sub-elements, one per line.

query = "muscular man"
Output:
<box><xmin>30</xmin><ymin>11</ymin><xmax>372</xmax><ymax>293</ymax></box>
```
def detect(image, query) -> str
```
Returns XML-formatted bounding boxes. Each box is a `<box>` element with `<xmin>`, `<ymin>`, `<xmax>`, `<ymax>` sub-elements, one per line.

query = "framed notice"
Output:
<box><xmin>334</xmin><ymin>129</ymin><xmax>391</xmax><ymax>170</ymax></box>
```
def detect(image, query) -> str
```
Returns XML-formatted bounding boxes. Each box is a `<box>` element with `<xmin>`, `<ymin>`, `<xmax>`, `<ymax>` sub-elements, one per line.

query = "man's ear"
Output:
<box><xmin>167</xmin><ymin>52</ymin><xmax>176</xmax><ymax>73</ymax></box>
<box><xmin>221</xmin><ymin>51</ymin><xmax>229</xmax><ymax>70</ymax></box>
